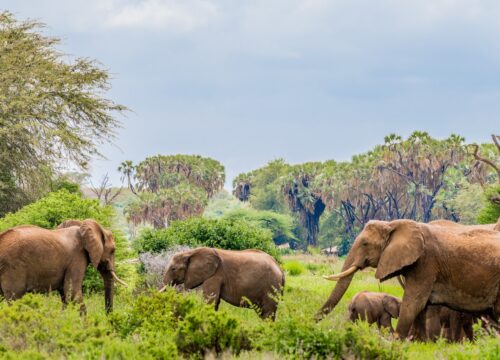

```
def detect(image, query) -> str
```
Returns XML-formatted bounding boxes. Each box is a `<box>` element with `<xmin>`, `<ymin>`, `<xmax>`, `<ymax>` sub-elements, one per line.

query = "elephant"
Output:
<box><xmin>316</xmin><ymin>219</ymin><xmax>500</xmax><ymax>339</ymax></box>
<box><xmin>160</xmin><ymin>247</ymin><xmax>285</xmax><ymax>320</ymax></box>
<box><xmin>0</xmin><ymin>219</ymin><xmax>127</xmax><ymax>313</ymax></box>
<box><xmin>428</xmin><ymin>219</ymin><xmax>498</xmax><ymax>231</ymax></box>
<box><xmin>348</xmin><ymin>291</ymin><xmax>401</xmax><ymax>331</ymax></box>
<box><xmin>424</xmin><ymin>305</ymin><xmax>474</xmax><ymax>342</ymax></box>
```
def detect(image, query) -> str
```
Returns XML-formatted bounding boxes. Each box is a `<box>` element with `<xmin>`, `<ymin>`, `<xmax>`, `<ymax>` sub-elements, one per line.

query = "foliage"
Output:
<box><xmin>222</xmin><ymin>208</ymin><xmax>298</xmax><ymax>245</ymax></box>
<box><xmin>283</xmin><ymin>260</ymin><xmax>305</xmax><ymax>276</ymax></box>
<box><xmin>203</xmin><ymin>190</ymin><xmax>247</xmax><ymax>218</ymax></box>
<box><xmin>133</xmin><ymin>217</ymin><xmax>279</xmax><ymax>258</ymax></box>
<box><xmin>123</xmin><ymin>155</ymin><xmax>225</xmax><ymax>228</ymax></box>
<box><xmin>477</xmin><ymin>184</ymin><xmax>500</xmax><ymax>224</ymax></box>
<box><xmin>0</xmin><ymin>12</ymin><xmax>124</xmax><ymax>215</ymax></box>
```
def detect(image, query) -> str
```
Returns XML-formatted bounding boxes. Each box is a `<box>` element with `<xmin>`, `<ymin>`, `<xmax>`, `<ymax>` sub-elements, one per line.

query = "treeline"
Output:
<box><xmin>232</xmin><ymin>132</ymin><xmax>500</xmax><ymax>252</ymax></box>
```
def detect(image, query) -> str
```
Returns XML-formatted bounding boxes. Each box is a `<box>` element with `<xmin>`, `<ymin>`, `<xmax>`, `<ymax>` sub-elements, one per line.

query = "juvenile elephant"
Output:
<box><xmin>0</xmin><ymin>219</ymin><xmax>127</xmax><ymax>312</ymax></box>
<box><xmin>160</xmin><ymin>247</ymin><xmax>284</xmax><ymax>319</ymax></box>
<box><xmin>348</xmin><ymin>291</ymin><xmax>401</xmax><ymax>331</ymax></box>
<box><xmin>316</xmin><ymin>219</ymin><xmax>500</xmax><ymax>339</ymax></box>
<box><xmin>424</xmin><ymin>305</ymin><xmax>474</xmax><ymax>342</ymax></box>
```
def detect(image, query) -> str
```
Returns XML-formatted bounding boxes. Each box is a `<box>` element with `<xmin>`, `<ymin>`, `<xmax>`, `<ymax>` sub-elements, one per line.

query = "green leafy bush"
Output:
<box><xmin>134</xmin><ymin>217</ymin><xmax>279</xmax><ymax>258</ymax></box>
<box><xmin>0</xmin><ymin>189</ymin><xmax>113</xmax><ymax>231</ymax></box>
<box><xmin>222</xmin><ymin>208</ymin><xmax>299</xmax><ymax>245</ymax></box>
<box><xmin>477</xmin><ymin>184</ymin><xmax>500</xmax><ymax>224</ymax></box>
<box><xmin>110</xmin><ymin>289</ymin><xmax>250</xmax><ymax>358</ymax></box>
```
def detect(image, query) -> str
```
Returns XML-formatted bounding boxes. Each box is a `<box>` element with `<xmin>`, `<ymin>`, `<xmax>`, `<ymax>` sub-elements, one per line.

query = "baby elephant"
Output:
<box><xmin>160</xmin><ymin>247</ymin><xmax>284</xmax><ymax>320</ymax></box>
<box><xmin>348</xmin><ymin>291</ymin><xmax>401</xmax><ymax>331</ymax></box>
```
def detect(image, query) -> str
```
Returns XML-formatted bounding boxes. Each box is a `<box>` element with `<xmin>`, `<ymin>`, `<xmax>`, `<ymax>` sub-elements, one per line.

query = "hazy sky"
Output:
<box><xmin>3</xmin><ymin>1</ymin><xmax>500</xmax><ymax>188</ymax></box>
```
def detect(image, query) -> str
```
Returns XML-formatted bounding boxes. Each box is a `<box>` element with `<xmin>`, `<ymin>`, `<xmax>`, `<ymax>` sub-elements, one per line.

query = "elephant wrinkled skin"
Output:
<box><xmin>162</xmin><ymin>247</ymin><xmax>284</xmax><ymax>319</ymax></box>
<box><xmin>0</xmin><ymin>219</ymin><xmax>126</xmax><ymax>312</ymax></box>
<box><xmin>317</xmin><ymin>219</ymin><xmax>500</xmax><ymax>339</ymax></box>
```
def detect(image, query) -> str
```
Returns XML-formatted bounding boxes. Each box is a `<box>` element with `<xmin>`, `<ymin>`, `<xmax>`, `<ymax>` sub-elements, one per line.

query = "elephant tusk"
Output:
<box><xmin>158</xmin><ymin>285</ymin><xmax>167</xmax><ymax>293</ymax></box>
<box><xmin>323</xmin><ymin>266</ymin><xmax>358</xmax><ymax>281</ymax></box>
<box><xmin>111</xmin><ymin>271</ymin><xmax>128</xmax><ymax>287</ymax></box>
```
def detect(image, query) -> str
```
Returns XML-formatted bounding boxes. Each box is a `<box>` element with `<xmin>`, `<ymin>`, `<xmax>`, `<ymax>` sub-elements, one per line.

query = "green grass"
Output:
<box><xmin>0</xmin><ymin>255</ymin><xmax>497</xmax><ymax>359</ymax></box>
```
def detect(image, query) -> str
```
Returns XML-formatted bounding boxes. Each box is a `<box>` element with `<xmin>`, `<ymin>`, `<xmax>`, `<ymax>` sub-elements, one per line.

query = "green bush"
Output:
<box><xmin>134</xmin><ymin>217</ymin><xmax>279</xmax><ymax>258</ymax></box>
<box><xmin>283</xmin><ymin>260</ymin><xmax>305</xmax><ymax>276</ymax></box>
<box><xmin>222</xmin><ymin>208</ymin><xmax>299</xmax><ymax>245</ymax></box>
<box><xmin>477</xmin><ymin>184</ymin><xmax>500</xmax><ymax>224</ymax></box>
<box><xmin>0</xmin><ymin>189</ymin><xmax>113</xmax><ymax>231</ymax></box>
<box><xmin>110</xmin><ymin>289</ymin><xmax>250</xmax><ymax>358</ymax></box>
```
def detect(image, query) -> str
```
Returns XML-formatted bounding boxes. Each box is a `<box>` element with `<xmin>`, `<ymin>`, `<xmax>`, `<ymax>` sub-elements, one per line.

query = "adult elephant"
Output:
<box><xmin>160</xmin><ymin>247</ymin><xmax>285</xmax><ymax>320</ymax></box>
<box><xmin>0</xmin><ymin>219</ymin><xmax>127</xmax><ymax>313</ymax></box>
<box><xmin>315</xmin><ymin>219</ymin><xmax>500</xmax><ymax>339</ymax></box>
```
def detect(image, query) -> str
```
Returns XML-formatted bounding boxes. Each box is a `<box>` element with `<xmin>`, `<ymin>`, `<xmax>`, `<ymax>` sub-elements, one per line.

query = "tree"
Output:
<box><xmin>282</xmin><ymin>162</ymin><xmax>326</xmax><ymax>247</ymax></box>
<box><xmin>0</xmin><ymin>12</ymin><xmax>125</xmax><ymax>215</ymax></box>
<box><xmin>89</xmin><ymin>174</ymin><xmax>123</xmax><ymax>206</ymax></box>
<box><xmin>123</xmin><ymin>155</ymin><xmax>225</xmax><ymax>228</ymax></box>
<box><xmin>468</xmin><ymin>134</ymin><xmax>500</xmax><ymax>184</ymax></box>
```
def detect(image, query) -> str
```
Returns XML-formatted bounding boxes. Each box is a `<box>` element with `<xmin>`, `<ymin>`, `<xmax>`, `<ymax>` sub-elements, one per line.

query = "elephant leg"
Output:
<box><xmin>425</xmin><ymin>305</ymin><xmax>442</xmax><ymax>341</ymax></box>
<box><xmin>63</xmin><ymin>270</ymin><xmax>85</xmax><ymax>315</ymax></box>
<box><xmin>1</xmin><ymin>272</ymin><xmax>27</xmax><ymax>300</ymax></box>
<box><xmin>260</xmin><ymin>295</ymin><xmax>279</xmax><ymax>320</ymax></box>
<box><xmin>396</xmin><ymin>280</ymin><xmax>433</xmax><ymax>339</ymax></box>
<box><xmin>380</xmin><ymin>312</ymin><xmax>394</xmax><ymax>332</ymax></box>
<box><xmin>201</xmin><ymin>277</ymin><xmax>221</xmax><ymax>310</ymax></box>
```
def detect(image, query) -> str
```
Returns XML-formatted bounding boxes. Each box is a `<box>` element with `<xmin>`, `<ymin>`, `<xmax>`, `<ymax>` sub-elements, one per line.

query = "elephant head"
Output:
<box><xmin>382</xmin><ymin>295</ymin><xmax>402</xmax><ymax>319</ymax></box>
<box><xmin>160</xmin><ymin>247</ymin><xmax>221</xmax><ymax>291</ymax></box>
<box><xmin>316</xmin><ymin>219</ymin><xmax>424</xmax><ymax>319</ymax></box>
<box><xmin>58</xmin><ymin>219</ymin><xmax>127</xmax><ymax>312</ymax></box>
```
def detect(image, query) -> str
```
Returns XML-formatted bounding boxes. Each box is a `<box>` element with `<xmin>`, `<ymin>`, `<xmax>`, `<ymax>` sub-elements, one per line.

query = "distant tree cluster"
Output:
<box><xmin>233</xmin><ymin>132</ymin><xmax>499</xmax><ymax>251</ymax></box>
<box><xmin>121</xmin><ymin>155</ymin><xmax>225</xmax><ymax>228</ymax></box>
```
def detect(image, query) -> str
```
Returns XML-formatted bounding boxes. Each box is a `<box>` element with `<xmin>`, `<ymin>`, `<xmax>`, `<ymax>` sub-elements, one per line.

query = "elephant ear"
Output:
<box><xmin>375</xmin><ymin>220</ymin><xmax>424</xmax><ymax>281</ymax></box>
<box><xmin>382</xmin><ymin>296</ymin><xmax>401</xmax><ymax>318</ymax></box>
<box><xmin>80</xmin><ymin>219</ymin><xmax>105</xmax><ymax>268</ymax></box>
<box><xmin>184</xmin><ymin>248</ymin><xmax>221</xmax><ymax>289</ymax></box>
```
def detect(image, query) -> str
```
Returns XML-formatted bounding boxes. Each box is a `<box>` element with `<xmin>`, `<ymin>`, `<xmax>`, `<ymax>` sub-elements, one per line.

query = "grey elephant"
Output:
<box><xmin>0</xmin><ymin>219</ymin><xmax>127</xmax><ymax>313</ymax></box>
<box><xmin>348</xmin><ymin>291</ymin><xmax>401</xmax><ymax>331</ymax></box>
<box><xmin>160</xmin><ymin>247</ymin><xmax>284</xmax><ymax>319</ymax></box>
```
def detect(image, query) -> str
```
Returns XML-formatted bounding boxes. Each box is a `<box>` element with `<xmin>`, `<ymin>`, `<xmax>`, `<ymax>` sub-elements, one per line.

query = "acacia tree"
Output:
<box><xmin>123</xmin><ymin>155</ymin><xmax>225</xmax><ymax>228</ymax></box>
<box><xmin>0</xmin><ymin>12</ymin><xmax>125</xmax><ymax>215</ymax></box>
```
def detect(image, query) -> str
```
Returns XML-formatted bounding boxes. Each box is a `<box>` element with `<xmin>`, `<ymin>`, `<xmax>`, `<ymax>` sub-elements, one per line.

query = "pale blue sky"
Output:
<box><xmin>3</xmin><ymin>1</ymin><xmax>500</xmax><ymax>187</ymax></box>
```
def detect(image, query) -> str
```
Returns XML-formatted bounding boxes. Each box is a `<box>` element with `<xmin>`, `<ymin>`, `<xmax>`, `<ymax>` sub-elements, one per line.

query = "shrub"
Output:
<box><xmin>0</xmin><ymin>189</ymin><xmax>113</xmax><ymax>231</ymax></box>
<box><xmin>134</xmin><ymin>217</ymin><xmax>279</xmax><ymax>259</ymax></box>
<box><xmin>110</xmin><ymin>289</ymin><xmax>250</xmax><ymax>358</ymax></box>
<box><xmin>477</xmin><ymin>184</ymin><xmax>500</xmax><ymax>224</ymax></box>
<box><xmin>139</xmin><ymin>246</ymin><xmax>191</xmax><ymax>287</ymax></box>
<box><xmin>222</xmin><ymin>208</ymin><xmax>298</xmax><ymax>245</ymax></box>
<box><xmin>283</xmin><ymin>261</ymin><xmax>305</xmax><ymax>276</ymax></box>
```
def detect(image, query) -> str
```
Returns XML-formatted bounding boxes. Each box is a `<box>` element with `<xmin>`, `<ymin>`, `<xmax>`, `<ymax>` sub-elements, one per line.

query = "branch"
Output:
<box><xmin>469</xmin><ymin>144</ymin><xmax>500</xmax><ymax>182</ymax></box>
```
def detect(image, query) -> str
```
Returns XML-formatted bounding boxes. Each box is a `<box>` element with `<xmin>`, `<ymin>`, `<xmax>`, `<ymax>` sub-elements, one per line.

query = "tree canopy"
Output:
<box><xmin>233</xmin><ymin>131</ymin><xmax>497</xmax><ymax>251</ymax></box>
<box><xmin>0</xmin><ymin>12</ymin><xmax>125</xmax><ymax>215</ymax></box>
<box><xmin>123</xmin><ymin>155</ymin><xmax>225</xmax><ymax>228</ymax></box>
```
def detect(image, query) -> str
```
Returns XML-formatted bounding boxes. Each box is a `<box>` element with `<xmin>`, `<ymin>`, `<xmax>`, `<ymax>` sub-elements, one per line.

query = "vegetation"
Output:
<box><xmin>233</xmin><ymin>132</ymin><xmax>499</xmax><ymax>251</ymax></box>
<box><xmin>133</xmin><ymin>217</ymin><xmax>279</xmax><ymax>259</ymax></box>
<box><xmin>122</xmin><ymin>155</ymin><xmax>225</xmax><ymax>228</ymax></box>
<box><xmin>0</xmin><ymin>12</ymin><xmax>124</xmax><ymax>216</ymax></box>
<box><xmin>222</xmin><ymin>208</ymin><xmax>299</xmax><ymax>246</ymax></box>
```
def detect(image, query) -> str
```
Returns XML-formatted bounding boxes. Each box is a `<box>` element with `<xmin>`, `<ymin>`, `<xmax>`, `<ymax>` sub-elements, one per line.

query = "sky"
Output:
<box><xmin>3</xmin><ymin>0</ymin><xmax>500</xmax><ymax>188</ymax></box>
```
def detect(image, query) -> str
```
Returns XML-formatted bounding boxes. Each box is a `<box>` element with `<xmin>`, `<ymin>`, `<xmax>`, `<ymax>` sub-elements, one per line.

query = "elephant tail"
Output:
<box><xmin>281</xmin><ymin>271</ymin><xmax>285</xmax><ymax>295</ymax></box>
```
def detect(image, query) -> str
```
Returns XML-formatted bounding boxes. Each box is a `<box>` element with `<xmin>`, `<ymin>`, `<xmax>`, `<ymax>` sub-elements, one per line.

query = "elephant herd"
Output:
<box><xmin>0</xmin><ymin>217</ymin><xmax>498</xmax><ymax>343</ymax></box>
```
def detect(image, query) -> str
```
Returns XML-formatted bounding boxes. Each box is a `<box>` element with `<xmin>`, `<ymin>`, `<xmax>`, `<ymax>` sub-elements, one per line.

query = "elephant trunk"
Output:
<box><xmin>315</xmin><ymin>251</ymin><xmax>357</xmax><ymax>320</ymax></box>
<box><xmin>100</xmin><ymin>270</ymin><xmax>114</xmax><ymax>313</ymax></box>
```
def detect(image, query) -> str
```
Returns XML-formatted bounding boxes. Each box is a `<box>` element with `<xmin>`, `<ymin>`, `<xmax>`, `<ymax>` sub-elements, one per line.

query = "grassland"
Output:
<box><xmin>0</xmin><ymin>255</ymin><xmax>497</xmax><ymax>359</ymax></box>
